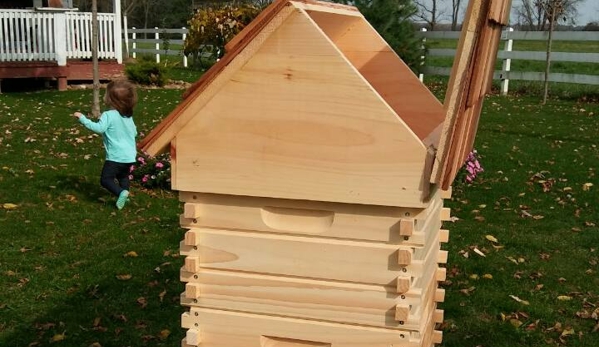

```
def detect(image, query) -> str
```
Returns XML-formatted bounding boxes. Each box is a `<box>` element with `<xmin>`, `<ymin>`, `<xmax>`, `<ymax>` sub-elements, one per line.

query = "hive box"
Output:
<box><xmin>140</xmin><ymin>0</ymin><xmax>511</xmax><ymax>346</ymax></box>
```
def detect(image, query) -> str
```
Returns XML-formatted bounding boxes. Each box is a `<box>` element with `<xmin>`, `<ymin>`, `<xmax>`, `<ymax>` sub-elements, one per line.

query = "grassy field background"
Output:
<box><xmin>425</xmin><ymin>36</ymin><xmax>599</xmax><ymax>77</ymax></box>
<box><xmin>1</xmin><ymin>35</ymin><xmax>599</xmax><ymax>346</ymax></box>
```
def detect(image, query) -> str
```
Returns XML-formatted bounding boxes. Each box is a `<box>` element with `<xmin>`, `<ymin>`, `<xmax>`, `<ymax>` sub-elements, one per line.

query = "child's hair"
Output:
<box><xmin>104</xmin><ymin>79</ymin><xmax>137</xmax><ymax>117</ymax></box>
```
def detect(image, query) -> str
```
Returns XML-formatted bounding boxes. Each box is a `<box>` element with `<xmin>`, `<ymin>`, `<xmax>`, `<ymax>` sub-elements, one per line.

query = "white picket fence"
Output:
<box><xmin>0</xmin><ymin>9</ymin><xmax>120</xmax><ymax>65</ymax></box>
<box><xmin>420</xmin><ymin>29</ymin><xmax>599</xmax><ymax>94</ymax></box>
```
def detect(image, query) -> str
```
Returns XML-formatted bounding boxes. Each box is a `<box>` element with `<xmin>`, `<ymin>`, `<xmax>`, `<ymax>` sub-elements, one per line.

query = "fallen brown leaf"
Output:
<box><xmin>509</xmin><ymin>295</ymin><xmax>530</xmax><ymax>305</ymax></box>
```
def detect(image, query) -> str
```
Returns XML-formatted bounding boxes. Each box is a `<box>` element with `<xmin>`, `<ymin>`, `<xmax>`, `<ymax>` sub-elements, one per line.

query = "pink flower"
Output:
<box><xmin>128</xmin><ymin>175</ymin><xmax>133</xmax><ymax>180</ymax></box>
<box><xmin>130</xmin><ymin>165</ymin><xmax>136</xmax><ymax>173</ymax></box>
<box><xmin>155</xmin><ymin>162</ymin><xmax>164</xmax><ymax>169</ymax></box>
<box><xmin>142</xmin><ymin>174</ymin><xmax>149</xmax><ymax>183</ymax></box>
<box><xmin>138</xmin><ymin>157</ymin><xmax>146</xmax><ymax>165</ymax></box>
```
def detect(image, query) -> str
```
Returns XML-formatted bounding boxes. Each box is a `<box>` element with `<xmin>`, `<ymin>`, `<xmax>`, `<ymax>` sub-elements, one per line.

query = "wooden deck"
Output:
<box><xmin>0</xmin><ymin>60</ymin><xmax>124</xmax><ymax>91</ymax></box>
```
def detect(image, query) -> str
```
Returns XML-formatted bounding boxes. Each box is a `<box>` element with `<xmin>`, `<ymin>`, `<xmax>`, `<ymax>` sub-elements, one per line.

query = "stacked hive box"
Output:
<box><xmin>177</xmin><ymin>190</ymin><xmax>450</xmax><ymax>346</ymax></box>
<box><xmin>139</xmin><ymin>0</ymin><xmax>512</xmax><ymax>345</ymax></box>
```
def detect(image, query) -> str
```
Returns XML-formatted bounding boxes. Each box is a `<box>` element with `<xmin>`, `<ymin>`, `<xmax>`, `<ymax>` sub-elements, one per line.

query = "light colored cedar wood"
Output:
<box><xmin>411</xmin><ymin>266</ymin><xmax>442</xmax><ymax>330</ymax></box>
<box><xmin>179</xmin><ymin>228</ymin><xmax>423</xmax><ymax>285</ymax></box>
<box><xmin>224</xmin><ymin>0</ymin><xmax>302</xmax><ymax>53</ymax></box>
<box><xmin>441</xmin><ymin>187</ymin><xmax>452</xmax><ymax>200</ymax></box>
<box><xmin>307</xmin><ymin>10</ymin><xmax>444</xmax><ymax>145</ymax></box>
<box><xmin>184</xmin><ymin>256</ymin><xmax>200</xmax><ymax>273</ymax></box>
<box><xmin>186</xmin><ymin>329</ymin><xmax>201</xmax><ymax>345</ymax></box>
<box><xmin>437</xmin><ymin>250</ymin><xmax>449</xmax><ymax>264</ymax></box>
<box><xmin>439</xmin><ymin>229</ymin><xmax>450</xmax><ymax>243</ymax></box>
<box><xmin>384</xmin><ymin>230</ymin><xmax>440</xmax><ymax>299</ymax></box>
<box><xmin>180</xmin><ymin>211</ymin><xmax>447</xmax><ymax>285</ymax></box>
<box><xmin>396</xmin><ymin>276</ymin><xmax>412</xmax><ymax>294</ymax></box>
<box><xmin>409</xmin><ymin>233</ymin><xmax>442</xmax><ymax>298</ymax></box>
<box><xmin>141</xmin><ymin>0</ymin><xmax>363</xmax><ymax>156</ymax></box>
<box><xmin>432</xmin><ymin>330</ymin><xmax>443</xmax><ymax>344</ymax></box>
<box><xmin>180</xmin><ymin>267</ymin><xmax>434</xmax><ymax>329</ymax></box>
<box><xmin>260</xmin><ymin>336</ymin><xmax>331</xmax><ymax>347</ymax></box>
<box><xmin>181</xmin><ymin>308</ymin><xmax>421</xmax><ymax>347</ymax></box>
<box><xmin>405</xmin><ymin>276</ymin><xmax>441</xmax><ymax>347</ymax></box>
<box><xmin>170</xmin><ymin>139</ymin><xmax>178</xmax><ymax>188</ymax></box>
<box><xmin>178</xmin><ymin>192</ymin><xmax>441</xmax><ymax>245</ymax></box>
<box><xmin>395</xmin><ymin>304</ymin><xmax>411</xmax><ymax>322</ymax></box>
<box><xmin>413</xmin><ymin>198</ymin><xmax>443</xmax><ymax>239</ymax></box>
<box><xmin>295</xmin><ymin>1</ymin><xmax>361</xmax><ymax>17</ymax></box>
<box><xmin>181</xmin><ymin>270</ymin><xmax>443</xmax><ymax>332</ymax></box>
<box><xmin>181</xmin><ymin>224</ymin><xmax>434</xmax><ymax>256</ymax></box>
<box><xmin>398</xmin><ymin>249</ymin><xmax>413</xmax><ymax>266</ymax></box>
<box><xmin>178</xmin><ymin>268</ymin><xmax>404</xmax><ymax>328</ymax></box>
<box><xmin>399</xmin><ymin>219</ymin><xmax>414</xmax><ymax>237</ymax></box>
<box><xmin>172</xmin><ymin>9</ymin><xmax>427</xmax><ymax>207</ymax></box>
<box><xmin>435</xmin><ymin>289</ymin><xmax>446</xmax><ymax>303</ymax></box>
<box><xmin>435</xmin><ymin>268</ymin><xmax>447</xmax><ymax>282</ymax></box>
<box><xmin>432</xmin><ymin>0</ymin><xmax>512</xmax><ymax>189</ymax></box>
<box><xmin>387</xmin><ymin>265</ymin><xmax>442</xmax><ymax>334</ymax></box>
<box><xmin>185</xmin><ymin>283</ymin><xmax>201</xmax><ymax>299</ymax></box>
<box><xmin>138</xmin><ymin>1</ymin><xmax>297</xmax><ymax>156</ymax></box>
<box><xmin>433</xmin><ymin>309</ymin><xmax>444</xmax><ymax>323</ymax></box>
<box><xmin>440</xmin><ymin>208</ymin><xmax>451</xmax><ymax>221</ymax></box>
<box><xmin>184</xmin><ymin>230</ymin><xmax>199</xmax><ymax>246</ymax></box>
<box><xmin>183</xmin><ymin>203</ymin><xmax>201</xmax><ymax>219</ymax></box>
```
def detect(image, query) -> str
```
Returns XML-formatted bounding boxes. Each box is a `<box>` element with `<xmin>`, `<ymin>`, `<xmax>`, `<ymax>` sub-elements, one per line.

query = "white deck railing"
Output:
<box><xmin>0</xmin><ymin>9</ymin><xmax>120</xmax><ymax>65</ymax></box>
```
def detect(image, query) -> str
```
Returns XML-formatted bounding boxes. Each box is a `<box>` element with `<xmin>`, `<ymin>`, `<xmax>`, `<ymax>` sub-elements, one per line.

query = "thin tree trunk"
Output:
<box><xmin>543</xmin><ymin>8</ymin><xmax>555</xmax><ymax>105</ymax></box>
<box><xmin>92</xmin><ymin>0</ymin><xmax>100</xmax><ymax>117</ymax></box>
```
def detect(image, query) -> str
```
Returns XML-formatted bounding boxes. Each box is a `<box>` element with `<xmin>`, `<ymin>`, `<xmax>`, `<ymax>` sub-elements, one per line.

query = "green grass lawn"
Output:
<box><xmin>441</xmin><ymin>94</ymin><xmax>599</xmax><ymax>347</ymax></box>
<box><xmin>0</xmin><ymin>89</ymin><xmax>187</xmax><ymax>347</ymax></box>
<box><xmin>1</xmin><ymin>85</ymin><xmax>599</xmax><ymax>347</ymax></box>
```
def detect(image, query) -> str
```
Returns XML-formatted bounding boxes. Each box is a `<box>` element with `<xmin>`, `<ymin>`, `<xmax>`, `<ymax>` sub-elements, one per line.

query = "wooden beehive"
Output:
<box><xmin>139</xmin><ymin>0</ymin><xmax>511</xmax><ymax>346</ymax></box>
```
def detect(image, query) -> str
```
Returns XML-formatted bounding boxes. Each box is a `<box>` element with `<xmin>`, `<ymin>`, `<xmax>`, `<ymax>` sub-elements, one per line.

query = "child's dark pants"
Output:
<box><xmin>100</xmin><ymin>160</ymin><xmax>133</xmax><ymax>196</ymax></box>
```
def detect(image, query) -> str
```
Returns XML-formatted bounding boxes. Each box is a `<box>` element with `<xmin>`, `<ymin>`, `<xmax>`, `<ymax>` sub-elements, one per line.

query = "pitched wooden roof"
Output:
<box><xmin>431</xmin><ymin>0</ymin><xmax>512</xmax><ymax>189</ymax></box>
<box><xmin>139</xmin><ymin>0</ymin><xmax>445</xmax><ymax>156</ymax></box>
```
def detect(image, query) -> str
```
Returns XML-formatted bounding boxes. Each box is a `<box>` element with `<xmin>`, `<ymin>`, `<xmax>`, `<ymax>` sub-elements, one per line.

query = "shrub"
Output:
<box><xmin>184</xmin><ymin>2</ymin><xmax>263</xmax><ymax>68</ymax></box>
<box><xmin>130</xmin><ymin>152</ymin><xmax>172</xmax><ymax>190</ymax></box>
<box><xmin>125</xmin><ymin>60</ymin><xmax>169</xmax><ymax>87</ymax></box>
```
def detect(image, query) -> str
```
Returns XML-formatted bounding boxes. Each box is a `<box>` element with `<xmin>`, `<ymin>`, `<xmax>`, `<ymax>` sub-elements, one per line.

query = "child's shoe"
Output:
<box><xmin>116</xmin><ymin>190</ymin><xmax>129</xmax><ymax>210</ymax></box>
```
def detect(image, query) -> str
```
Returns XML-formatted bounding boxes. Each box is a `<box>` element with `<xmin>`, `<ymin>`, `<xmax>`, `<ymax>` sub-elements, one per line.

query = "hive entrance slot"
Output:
<box><xmin>260</xmin><ymin>336</ymin><xmax>331</xmax><ymax>347</ymax></box>
<box><xmin>260</xmin><ymin>206</ymin><xmax>334</xmax><ymax>234</ymax></box>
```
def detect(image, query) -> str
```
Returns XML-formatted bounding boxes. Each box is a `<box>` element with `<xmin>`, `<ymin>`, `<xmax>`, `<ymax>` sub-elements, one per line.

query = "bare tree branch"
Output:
<box><xmin>414</xmin><ymin>0</ymin><xmax>446</xmax><ymax>31</ymax></box>
<box><xmin>450</xmin><ymin>0</ymin><xmax>463</xmax><ymax>30</ymax></box>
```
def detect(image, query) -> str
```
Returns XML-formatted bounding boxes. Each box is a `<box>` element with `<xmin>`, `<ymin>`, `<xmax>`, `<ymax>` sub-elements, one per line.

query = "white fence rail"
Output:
<box><xmin>0</xmin><ymin>9</ymin><xmax>119</xmax><ymax>65</ymax></box>
<box><xmin>420</xmin><ymin>29</ymin><xmax>599</xmax><ymax>94</ymax></box>
<box><xmin>124</xmin><ymin>27</ymin><xmax>598</xmax><ymax>93</ymax></box>
<box><xmin>127</xmin><ymin>27</ymin><xmax>189</xmax><ymax>67</ymax></box>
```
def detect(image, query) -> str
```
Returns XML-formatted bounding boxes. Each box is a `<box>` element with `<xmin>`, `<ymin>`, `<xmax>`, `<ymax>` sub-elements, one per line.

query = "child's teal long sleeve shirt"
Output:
<box><xmin>79</xmin><ymin>110</ymin><xmax>137</xmax><ymax>163</ymax></box>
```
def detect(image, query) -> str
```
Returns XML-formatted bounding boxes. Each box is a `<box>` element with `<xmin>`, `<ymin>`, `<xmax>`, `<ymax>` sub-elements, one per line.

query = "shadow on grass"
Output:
<box><xmin>2</xmin><ymin>254</ymin><xmax>185</xmax><ymax>346</ymax></box>
<box><xmin>54</xmin><ymin>174</ymin><xmax>114</xmax><ymax>204</ymax></box>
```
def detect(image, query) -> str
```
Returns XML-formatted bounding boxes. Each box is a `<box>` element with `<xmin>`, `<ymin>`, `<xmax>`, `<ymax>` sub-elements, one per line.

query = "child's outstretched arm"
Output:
<box><xmin>72</xmin><ymin>111</ymin><xmax>108</xmax><ymax>134</ymax></box>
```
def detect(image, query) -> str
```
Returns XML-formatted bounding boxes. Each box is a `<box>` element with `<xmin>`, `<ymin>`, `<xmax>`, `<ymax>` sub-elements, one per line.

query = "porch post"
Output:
<box><xmin>113</xmin><ymin>0</ymin><xmax>123</xmax><ymax>63</ymax></box>
<box><xmin>54</xmin><ymin>13</ymin><xmax>67</xmax><ymax>66</ymax></box>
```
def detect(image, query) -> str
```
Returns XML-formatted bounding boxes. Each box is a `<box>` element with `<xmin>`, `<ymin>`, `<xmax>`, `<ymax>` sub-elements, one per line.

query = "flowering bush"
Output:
<box><xmin>130</xmin><ymin>152</ymin><xmax>171</xmax><ymax>189</ymax></box>
<box><xmin>462</xmin><ymin>150</ymin><xmax>484</xmax><ymax>183</ymax></box>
